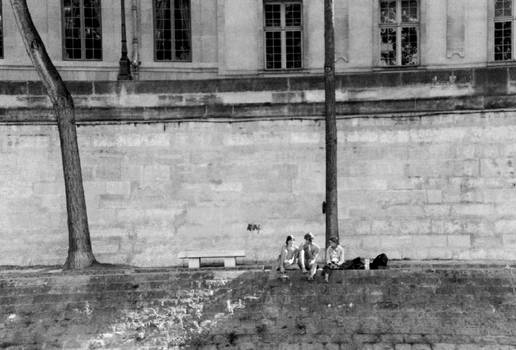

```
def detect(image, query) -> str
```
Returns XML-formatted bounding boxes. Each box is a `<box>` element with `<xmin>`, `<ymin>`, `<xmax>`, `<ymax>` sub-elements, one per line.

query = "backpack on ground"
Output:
<box><xmin>370</xmin><ymin>253</ymin><xmax>388</xmax><ymax>269</ymax></box>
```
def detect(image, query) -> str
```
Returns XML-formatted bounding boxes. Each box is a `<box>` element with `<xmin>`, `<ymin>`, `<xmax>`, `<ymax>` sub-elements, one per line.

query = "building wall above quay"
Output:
<box><xmin>3</xmin><ymin>0</ymin><xmax>516</xmax><ymax>266</ymax></box>
<box><xmin>0</xmin><ymin>0</ymin><xmax>508</xmax><ymax>80</ymax></box>
<box><xmin>2</xmin><ymin>66</ymin><xmax>516</xmax><ymax>266</ymax></box>
<box><xmin>0</xmin><ymin>65</ymin><xmax>515</xmax><ymax>122</ymax></box>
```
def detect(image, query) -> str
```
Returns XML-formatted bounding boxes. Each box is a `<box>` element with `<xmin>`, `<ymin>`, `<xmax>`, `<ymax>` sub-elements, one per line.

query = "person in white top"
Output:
<box><xmin>277</xmin><ymin>235</ymin><xmax>299</xmax><ymax>277</ymax></box>
<box><xmin>322</xmin><ymin>236</ymin><xmax>345</xmax><ymax>283</ymax></box>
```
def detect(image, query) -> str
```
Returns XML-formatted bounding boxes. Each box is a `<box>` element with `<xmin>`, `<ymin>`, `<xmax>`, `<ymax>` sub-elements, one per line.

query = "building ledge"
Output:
<box><xmin>0</xmin><ymin>66</ymin><xmax>515</xmax><ymax>122</ymax></box>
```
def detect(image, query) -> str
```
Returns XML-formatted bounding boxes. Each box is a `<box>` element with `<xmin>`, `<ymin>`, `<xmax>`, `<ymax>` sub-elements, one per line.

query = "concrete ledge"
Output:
<box><xmin>0</xmin><ymin>66</ymin><xmax>516</xmax><ymax>122</ymax></box>
<box><xmin>0</xmin><ymin>66</ymin><xmax>509</xmax><ymax>95</ymax></box>
<box><xmin>1</xmin><ymin>260</ymin><xmax>515</xmax><ymax>277</ymax></box>
<box><xmin>0</xmin><ymin>95</ymin><xmax>515</xmax><ymax>124</ymax></box>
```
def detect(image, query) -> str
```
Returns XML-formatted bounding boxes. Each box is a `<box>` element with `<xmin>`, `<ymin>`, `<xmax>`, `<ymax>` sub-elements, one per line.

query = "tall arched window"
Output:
<box><xmin>62</xmin><ymin>0</ymin><xmax>102</xmax><ymax>60</ymax></box>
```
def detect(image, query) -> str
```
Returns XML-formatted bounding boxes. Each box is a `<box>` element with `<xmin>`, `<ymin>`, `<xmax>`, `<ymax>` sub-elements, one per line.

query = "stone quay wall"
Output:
<box><xmin>2</xmin><ymin>67</ymin><xmax>516</xmax><ymax>266</ymax></box>
<box><xmin>1</xmin><ymin>265</ymin><xmax>516</xmax><ymax>349</ymax></box>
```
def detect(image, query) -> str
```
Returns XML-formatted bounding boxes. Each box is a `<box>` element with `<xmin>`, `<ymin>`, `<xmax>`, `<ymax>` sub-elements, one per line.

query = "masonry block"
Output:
<box><xmin>455</xmin><ymin>345</ymin><xmax>480</xmax><ymax>350</ymax></box>
<box><xmin>431</xmin><ymin>220</ymin><xmax>462</xmax><ymax>235</ymax></box>
<box><xmin>412</xmin><ymin>235</ymin><xmax>448</xmax><ymax>248</ymax></box>
<box><xmin>411</xmin><ymin>345</ymin><xmax>432</xmax><ymax>350</ymax></box>
<box><xmin>471</xmin><ymin>236</ymin><xmax>502</xmax><ymax>248</ymax></box>
<box><xmin>410</xmin><ymin>127</ymin><xmax>466</xmax><ymax>144</ymax></box>
<box><xmin>452</xmin><ymin>204</ymin><xmax>494</xmax><ymax>217</ymax></box>
<box><xmin>301</xmin><ymin>344</ymin><xmax>325</xmax><ymax>350</ymax></box>
<box><xmin>426</xmin><ymin>190</ymin><xmax>443</xmax><ymax>204</ymax></box>
<box><xmin>425</xmin><ymin>205</ymin><xmax>452</xmax><ymax>217</ymax></box>
<box><xmin>483</xmin><ymin>189</ymin><xmax>516</xmax><ymax>203</ymax></box>
<box><xmin>371</xmin><ymin>220</ymin><xmax>399</xmax><ymax>235</ymax></box>
<box><xmin>361</xmin><ymin>236</ymin><xmax>383</xmax><ymax>249</ymax></box>
<box><xmin>394</xmin><ymin>345</ymin><xmax>411</xmax><ymax>350</ymax></box>
<box><xmin>447</xmin><ymin>235</ymin><xmax>471</xmax><ymax>248</ymax></box>
<box><xmin>495</xmin><ymin>220</ymin><xmax>516</xmax><ymax>234</ymax></box>
<box><xmin>502</xmin><ymin>233</ymin><xmax>516</xmax><ymax>247</ymax></box>
<box><xmin>142</xmin><ymin>165</ymin><xmax>170</xmax><ymax>184</ymax></box>
<box><xmin>105</xmin><ymin>181</ymin><xmax>131</xmax><ymax>196</ymax></box>
<box><xmin>432</xmin><ymin>344</ymin><xmax>456</xmax><ymax>350</ymax></box>
<box><xmin>495</xmin><ymin>202</ymin><xmax>516</xmax><ymax>217</ymax></box>
<box><xmin>290</xmin><ymin>132</ymin><xmax>321</xmax><ymax>144</ymax></box>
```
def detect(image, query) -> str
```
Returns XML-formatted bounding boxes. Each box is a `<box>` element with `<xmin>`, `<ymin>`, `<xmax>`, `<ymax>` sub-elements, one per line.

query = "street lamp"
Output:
<box><xmin>118</xmin><ymin>0</ymin><xmax>132</xmax><ymax>80</ymax></box>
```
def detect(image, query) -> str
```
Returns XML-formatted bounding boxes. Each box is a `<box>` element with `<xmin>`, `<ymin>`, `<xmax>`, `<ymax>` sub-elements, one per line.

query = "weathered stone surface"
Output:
<box><xmin>5</xmin><ymin>109</ymin><xmax>516</xmax><ymax>264</ymax></box>
<box><xmin>1</xmin><ymin>267</ymin><xmax>516</xmax><ymax>349</ymax></box>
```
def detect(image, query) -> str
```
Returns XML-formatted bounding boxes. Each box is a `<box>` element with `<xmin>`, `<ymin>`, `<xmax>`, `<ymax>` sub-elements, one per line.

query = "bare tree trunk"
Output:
<box><xmin>324</xmin><ymin>0</ymin><xmax>339</xmax><ymax>249</ymax></box>
<box><xmin>10</xmin><ymin>0</ymin><xmax>96</xmax><ymax>269</ymax></box>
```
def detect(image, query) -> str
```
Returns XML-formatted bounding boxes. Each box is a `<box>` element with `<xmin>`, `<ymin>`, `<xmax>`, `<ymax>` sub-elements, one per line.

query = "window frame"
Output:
<box><xmin>491</xmin><ymin>0</ymin><xmax>515</xmax><ymax>61</ymax></box>
<box><xmin>61</xmin><ymin>0</ymin><xmax>103</xmax><ymax>61</ymax></box>
<box><xmin>152</xmin><ymin>0</ymin><xmax>192</xmax><ymax>62</ymax></box>
<box><xmin>263</xmin><ymin>0</ymin><xmax>304</xmax><ymax>71</ymax></box>
<box><xmin>0</xmin><ymin>0</ymin><xmax>3</xmax><ymax>59</ymax></box>
<box><xmin>377</xmin><ymin>0</ymin><xmax>420</xmax><ymax>67</ymax></box>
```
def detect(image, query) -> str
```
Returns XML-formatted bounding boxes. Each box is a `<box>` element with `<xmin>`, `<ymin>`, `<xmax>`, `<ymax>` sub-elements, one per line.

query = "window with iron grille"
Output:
<box><xmin>0</xmin><ymin>0</ymin><xmax>3</xmax><ymax>59</ymax></box>
<box><xmin>62</xmin><ymin>0</ymin><xmax>102</xmax><ymax>60</ymax></box>
<box><xmin>494</xmin><ymin>0</ymin><xmax>513</xmax><ymax>61</ymax></box>
<box><xmin>379</xmin><ymin>0</ymin><xmax>419</xmax><ymax>66</ymax></box>
<box><xmin>264</xmin><ymin>1</ymin><xmax>302</xmax><ymax>70</ymax></box>
<box><xmin>154</xmin><ymin>0</ymin><xmax>191</xmax><ymax>61</ymax></box>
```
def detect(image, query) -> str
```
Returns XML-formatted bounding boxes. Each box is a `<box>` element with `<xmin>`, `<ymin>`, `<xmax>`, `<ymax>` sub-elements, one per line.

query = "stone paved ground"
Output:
<box><xmin>1</xmin><ymin>261</ymin><xmax>516</xmax><ymax>349</ymax></box>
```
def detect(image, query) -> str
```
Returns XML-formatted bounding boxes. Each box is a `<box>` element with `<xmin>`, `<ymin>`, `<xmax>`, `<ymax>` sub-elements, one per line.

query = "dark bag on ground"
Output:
<box><xmin>370</xmin><ymin>253</ymin><xmax>388</xmax><ymax>270</ymax></box>
<box><xmin>342</xmin><ymin>257</ymin><xmax>365</xmax><ymax>270</ymax></box>
<box><xmin>341</xmin><ymin>253</ymin><xmax>389</xmax><ymax>270</ymax></box>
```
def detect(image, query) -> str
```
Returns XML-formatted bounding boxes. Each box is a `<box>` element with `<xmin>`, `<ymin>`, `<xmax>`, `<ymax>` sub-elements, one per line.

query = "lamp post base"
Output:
<box><xmin>117</xmin><ymin>57</ymin><xmax>132</xmax><ymax>81</ymax></box>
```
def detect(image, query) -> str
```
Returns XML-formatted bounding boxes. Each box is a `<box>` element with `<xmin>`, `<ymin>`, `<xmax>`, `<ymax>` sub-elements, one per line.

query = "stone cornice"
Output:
<box><xmin>0</xmin><ymin>66</ymin><xmax>516</xmax><ymax>122</ymax></box>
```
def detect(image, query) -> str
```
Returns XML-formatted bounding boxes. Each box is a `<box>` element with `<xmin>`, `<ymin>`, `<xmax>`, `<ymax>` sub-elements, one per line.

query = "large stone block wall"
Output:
<box><xmin>2</xmin><ymin>109</ymin><xmax>516</xmax><ymax>266</ymax></box>
<box><xmin>2</xmin><ymin>266</ymin><xmax>516</xmax><ymax>349</ymax></box>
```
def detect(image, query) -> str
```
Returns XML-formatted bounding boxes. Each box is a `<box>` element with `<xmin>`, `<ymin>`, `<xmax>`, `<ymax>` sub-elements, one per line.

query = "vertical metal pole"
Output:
<box><xmin>324</xmin><ymin>0</ymin><xmax>339</xmax><ymax>249</ymax></box>
<box><xmin>130</xmin><ymin>0</ymin><xmax>140</xmax><ymax>79</ymax></box>
<box><xmin>118</xmin><ymin>0</ymin><xmax>132</xmax><ymax>80</ymax></box>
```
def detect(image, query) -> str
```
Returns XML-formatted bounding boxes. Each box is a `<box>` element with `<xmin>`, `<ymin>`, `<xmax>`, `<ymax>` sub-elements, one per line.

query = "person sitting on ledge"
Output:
<box><xmin>277</xmin><ymin>235</ymin><xmax>299</xmax><ymax>278</ymax></box>
<box><xmin>299</xmin><ymin>232</ymin><xmax>320</xmax><ymax>281</ymax></box>
<box><xmin>322</xmin><ymin>236</ymin><xmax>345</xmax><ymax>283</ymax></box>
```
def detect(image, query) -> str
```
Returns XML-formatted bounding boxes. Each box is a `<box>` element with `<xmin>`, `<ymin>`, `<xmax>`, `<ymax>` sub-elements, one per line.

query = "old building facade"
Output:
<box><xmin>2</xmin><ymin>0</ymin><xmax>516</xmax><ymax>266</ymax></box>
<box><xmin>0</xmin><ymin>0</ymin><xmax>512</xmax><ymax>80</ymax></box>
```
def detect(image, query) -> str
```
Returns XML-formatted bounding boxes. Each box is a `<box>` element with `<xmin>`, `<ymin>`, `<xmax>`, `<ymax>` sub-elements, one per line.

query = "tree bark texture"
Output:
<box><xmin>10</xmin><ymin>0</ymin><xmax>96</xmax><ymax>269</ymax></box>
<box><xmin>324</xmin><ymin>0</ymin><xmax>339</xmax><ymax>249</ymax></box>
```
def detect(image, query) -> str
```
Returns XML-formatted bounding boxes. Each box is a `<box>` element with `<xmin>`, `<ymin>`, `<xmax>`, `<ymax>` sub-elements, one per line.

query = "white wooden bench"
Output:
<box><xmin>178</xmin><ymin>250</ymin><xmax>246</xmax><ymax>269</ymax></box>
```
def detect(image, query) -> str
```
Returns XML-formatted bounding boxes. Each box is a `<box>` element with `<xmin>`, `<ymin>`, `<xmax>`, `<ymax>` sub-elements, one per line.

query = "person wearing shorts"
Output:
<box><xmin>298</xmin><ymin>232</ymin><xmax>320</xmax><ymax>281</ymax></box>
<box><xmin>277</xmin><ymin>235</ymin><xmax>299</xmax><ymax>278</ymax></box>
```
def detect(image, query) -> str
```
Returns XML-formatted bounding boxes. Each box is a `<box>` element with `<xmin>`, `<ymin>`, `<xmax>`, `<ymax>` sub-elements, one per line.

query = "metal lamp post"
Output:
<box><xmin>118</xmin><ymin>0</ymin><xmax>132</xmax><ymax>80</ymax></box>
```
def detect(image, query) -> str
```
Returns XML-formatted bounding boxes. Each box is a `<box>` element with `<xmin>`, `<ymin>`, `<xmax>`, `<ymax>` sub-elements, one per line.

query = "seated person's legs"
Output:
<box><xmin>322</xmin><ymin>263</ymin><xmax>342</xmax><ymax>282</ymax></box>
<box><xmin>277</xmin><ymin>255</ymin><xmax>285</xmax><ymax>273</ymax></box>
<box><xmin>307</xmin><ymin>262</ymin><xmax>317</xmax><ymax>280</ymax></box>
<box><xmin>284</xmin><ymin>261</ymin><xmax>299</xmax><ymax>270</ymax></box>
<box><xmin>322</xmin><ymin>263</ymin><xmax>332</xmax><ymax>281</ymax></box>
<box><xmin>299</xmin><ymin>249</ymin><xmax>307</xmax><ymax>272</ymax></box>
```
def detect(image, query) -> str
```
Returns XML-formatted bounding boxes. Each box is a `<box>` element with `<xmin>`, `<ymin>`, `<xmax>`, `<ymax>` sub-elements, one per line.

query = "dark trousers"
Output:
<box><xmin>322</xmin><ymin>263</ymin><xmax>344</xmax><ymax>277</ymax></box>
